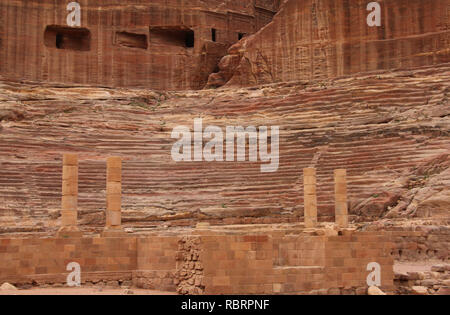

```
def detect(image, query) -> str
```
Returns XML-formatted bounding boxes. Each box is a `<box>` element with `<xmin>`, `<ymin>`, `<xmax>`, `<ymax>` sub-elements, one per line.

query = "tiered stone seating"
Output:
<box><xmin>0</xmin><ymin>62</ymin><xmax>448</xmax><ymax>235</ymax></box>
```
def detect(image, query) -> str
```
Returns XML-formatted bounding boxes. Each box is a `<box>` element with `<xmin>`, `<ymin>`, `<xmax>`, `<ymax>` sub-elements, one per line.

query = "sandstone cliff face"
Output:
<box><xmin>0</xmin><ymin>62</ymin><xmax>448</xmax><ymax>235</ymax></box>
<box><xmin>208</xmin><ymin>0</ymin><xmax>450</xmax><ymax>87</ymax></box>
<box><xmin>0</xmin><ymin>0</ymin><xmax>279</xmax><ymax>90</ymax></box>
<box><xmin>0</xmin><ymin>0</ymin><xmax>449</xmax><ymax>236</ymax></box>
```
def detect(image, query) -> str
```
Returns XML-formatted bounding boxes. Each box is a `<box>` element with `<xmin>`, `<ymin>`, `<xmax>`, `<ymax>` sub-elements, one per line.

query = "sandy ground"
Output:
<box><xmin>0</xmin><ymin>287</ymin><xmax>178</xmax><ymax>295</ymax></box>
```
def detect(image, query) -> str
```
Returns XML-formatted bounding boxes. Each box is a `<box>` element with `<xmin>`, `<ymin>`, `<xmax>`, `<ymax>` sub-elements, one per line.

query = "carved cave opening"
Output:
<box><xmin>44</xmin><ymin>25</ymin><xmax>91</xmax><ymax>51</ymax></box>
<box><xmin>115</xmin><ymin>31</ymin><xmax>148</xmax><ymax>49</ymax></box>
<box><xmin>149</xmin><ymin>27</ymin><xmax>195</xmax><ymax>48</ymax></box>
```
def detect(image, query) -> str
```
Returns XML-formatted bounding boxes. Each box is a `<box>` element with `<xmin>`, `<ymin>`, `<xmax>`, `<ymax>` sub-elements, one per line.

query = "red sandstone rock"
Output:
<box><xmin>0</xmin><ymin>1</ymin><xmax>449</xmax><ymax>235</ymax></box>
<box><xmin>210</xmin><ymin>0</ymin><xmax>450</xmax><ymax>88</ymax></box>
<box><xmin>0</xmin><ymin>0</ymin><xmax>280</xmax><ymax>90</ymax></box>
<box><xmin>0</xmin><ymin>62</ymin><xmax>449</xmax><ymax>234</ymax></box>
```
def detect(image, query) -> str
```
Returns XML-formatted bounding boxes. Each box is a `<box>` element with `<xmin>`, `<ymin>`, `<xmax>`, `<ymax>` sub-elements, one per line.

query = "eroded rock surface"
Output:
<box><xmin>0</xmin><ymin>0</ymin><xmax>280</xmax><ymax>90</ymax></box>
<box><xmin>209</xmin><ymin>0</ymin><xmax>450</xmax><ymax>88</ymax></box>
<box><xmin>0</xmin><ymin>62</ymin><xmax>448</xmax><ymax>235</ymax></box>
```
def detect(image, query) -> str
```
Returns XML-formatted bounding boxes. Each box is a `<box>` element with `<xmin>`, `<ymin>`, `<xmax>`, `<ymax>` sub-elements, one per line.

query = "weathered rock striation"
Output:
<box><xmin>209</xmin><ymin>0</ymin><xmax>450</xmax><ymax>88</ymax></box>
<box><xmin>0</xmin><ymin>0</ymin><xmax>280</xmax><ymax>90</ymax></box>
<box><xmin>0</xmin><ymin>0</ymin><xmax>449</xmax><ymax>237</ymax></box>
<box><xmin>0</xmin><ymin>62</ymin><xmax>448</xmax><ymax>235</ymax></box>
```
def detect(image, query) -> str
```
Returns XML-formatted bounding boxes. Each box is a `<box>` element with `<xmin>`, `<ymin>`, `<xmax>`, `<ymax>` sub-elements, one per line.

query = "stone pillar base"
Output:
<box><xmin>101</xmin><ymin>227</ymin><xmax>127</xmax><ymax>238</ymax></box>
<box><xmin>57</xmin><ymin>226</ymin><xmax>83</xmax><ymax>238</ymax></box>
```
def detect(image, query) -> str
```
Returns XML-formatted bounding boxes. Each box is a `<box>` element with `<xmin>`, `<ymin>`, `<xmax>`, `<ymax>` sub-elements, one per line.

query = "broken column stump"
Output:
<box><xmin>57</xmin><ymin>153</ymin><xmax>82</xmax><ymax>238</ymax></box>
<box><xmin>334</xmin><ymin>169</ymin><xmax>349</xmax><ymax>228</ymax></box>
<box><xmin>102</xmin><ymin>157</ymin><xmax>126</xmax><ymax>237</ymax></box>
<box><xmin>303</xmin><ymin>168</ymin><xmax>318</xmax><ymax>228</ymax></box>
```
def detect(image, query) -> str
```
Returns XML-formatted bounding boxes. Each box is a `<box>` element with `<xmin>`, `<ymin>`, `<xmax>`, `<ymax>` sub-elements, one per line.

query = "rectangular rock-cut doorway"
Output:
<box><xmin>44</xmin><ymin>25</ymin><xmax>91</xmax><ymax>51</ymax></box>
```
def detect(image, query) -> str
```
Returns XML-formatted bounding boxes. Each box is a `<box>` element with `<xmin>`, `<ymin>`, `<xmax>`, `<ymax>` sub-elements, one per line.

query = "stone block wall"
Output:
<box><xmin>194</xmin><ymin>230</ymin><xmax>394</xmax><ymax>294</ymax></box>
<box><xmin>137</xmin><ymin>237</ymin><xmax>178</xmax><ymax>271</ymax></box>
<box><xmin>0</xmin><ymin>237</ymin><xmax>136</xmax><ymax>285</ymax></box>
<box><xmin>275</xmin><ymin>235</ymin><xmax>326</xmax><ymax>267</ymax></box>
<box><xmin>201</xmin><ymin>234</ymin><xmax>274</xmax><ymax>294</ymax></box>
<box><xmin>323</xmin><ymin>232</ymin><xmax>394</xmax><ymax>290</ymax></box>
<box><xmin>0</xmin><ymin>230</ymin><xmax>395</xmax><ymax>294</ymax></box>
<box><xmin>133</xmin><ymin>236</ymin><xmax>179</xmax><ymax>292</ymax></box>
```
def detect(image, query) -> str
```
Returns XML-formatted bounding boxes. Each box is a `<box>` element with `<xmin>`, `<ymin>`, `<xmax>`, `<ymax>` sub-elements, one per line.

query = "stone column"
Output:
<box><xmin>334</xmin><ymin>169</ymin><xmax>348</xmax><ymax>228</ymax></box>
<box><xmin>303</xmin><ymin>168</ymin><xmax>317</xmax><ymax>228</ymax></box>
<box><xmin>57</xmin><ymin>154</ymin><xmax>82</xmax><ymax>238</ymax></box>
<box><xmin>103</xmin><ymin>157</ymin><xmax>125</xmax><ymax>236</ymax></box>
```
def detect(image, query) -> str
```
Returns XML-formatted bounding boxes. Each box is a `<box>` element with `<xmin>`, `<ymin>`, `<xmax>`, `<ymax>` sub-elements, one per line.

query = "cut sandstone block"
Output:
<box><xmin>107</xmin><ymin>194</ymin><xmax>121</xmax><ymax>212</ymax></box>
<box><xmin>107</xmin><ymin>167</ymin><xmax>122</xmax><ymax>182</ymax></box>
<box><xmin>106</xmin><ymin>210</ymin><xmax>121</xmax><ymax>227</ymax></box>
<box><xmin>304</xmin><ymin>196</ymin><xmax>317</xmax><ymax>211</ymax></box>
<box><xmin>334</xmin><ymin>183</ymin><xmax>347</xmax><ymax>195</ymax></box>
<box><xmin>335</xmin><ymin>194</ymin><xmax>347</xmax><ymax>203</ymax></box>
<box><xmin>107</xmin><ymin>156</ymin><xmax>122</xmax><ymax>169</ymax></box>
<box><xmin>304</xmin><ymin>194</ymin><xmax>317</xmax><ymax>208</ymax></box>
<box><xmin>303</xmin><ymin>168</ymin><xmax>316</xmax><ymax>176</ymax></box>
<box><xmin>305</xmin><ymin>215</ymin><xmax>318</xmax><ymax>228</ymax></box>
<box><xmin>62</xmin><ymin>166</ymin><xmax>78</xmax><ymax>181</ymax></box>
<box><xmin>107</xmin><ymin>182</ymin><xmax>122</xmax><ymax>195</ymax></box>
<box><xmin>304</xmin><ymin>184</ymin><xmax>316</xmax><ymax>195</ymax></box>
<box><xmin>62</xmin><ymin>179</ymin><xmax>78</xmax><ymax>196</ymax></box>
<box><xmin>63</xmin><ymin>154</ymin><xmax>78</xmax><ymax>166</ymax></box>
<box><xmin>335</xmin><ymin>201</ymin><xmax>348</xmax><ymax>214</ymax></box>
<box><xmin>61</xmin><ymin>210</ymin><xmax>77</xmax><ymax>226</ymax></box>
<box><xmin>334</xmin><ymin>169</ymin><xmax>346</xmax><ymax>177</ymax></box>
<box><xmin>303</xmin><ymin>175</ymin><xmax>316</xmax><ymax>185</ymax></box>
<box><xmin>61</xmin><ymin>195</ymin><xmax>77</xmax><ymax>211</ymax></box>
<box><xmin>335</xmin><ymin>215</ymin><xmax>348</xmax><ymax>228</ymax></box>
